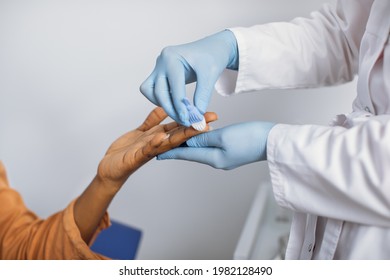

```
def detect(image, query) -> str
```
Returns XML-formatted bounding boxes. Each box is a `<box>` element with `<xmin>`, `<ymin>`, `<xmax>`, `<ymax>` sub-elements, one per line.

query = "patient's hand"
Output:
<box><xmin>0</xmin><ymin>161</ymin><xmax>10</xmax><ymax>189</ymax></box>
<box><xmin>97</xmin><ymin>107</ymin><xmax>217</xmax><ymax>189</ymax></box>
<box><xmin>76</xmin><ymin>108</ymin><xmax>216</xmax><ymax>244</ymax></box>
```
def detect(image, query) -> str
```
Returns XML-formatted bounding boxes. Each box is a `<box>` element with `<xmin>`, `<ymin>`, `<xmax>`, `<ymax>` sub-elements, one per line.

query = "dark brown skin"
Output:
<box><xmin>73</xmin><ymin>107</ymin><xmax>218</xmax><ymax>243</ymax></box>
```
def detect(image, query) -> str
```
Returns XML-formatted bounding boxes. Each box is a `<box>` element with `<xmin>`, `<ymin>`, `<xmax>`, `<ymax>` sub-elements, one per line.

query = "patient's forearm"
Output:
<box><xmin>73</xmin><ymin>176</ymin><xmax>120</xmax><ymax>244</ymax></box>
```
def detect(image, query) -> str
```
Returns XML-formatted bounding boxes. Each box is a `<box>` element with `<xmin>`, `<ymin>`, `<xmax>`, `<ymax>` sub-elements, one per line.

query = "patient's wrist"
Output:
<box><xmin>94</xmin><ymin>175</ymin><xmax>123</xmax><ymax>197</ymax></box>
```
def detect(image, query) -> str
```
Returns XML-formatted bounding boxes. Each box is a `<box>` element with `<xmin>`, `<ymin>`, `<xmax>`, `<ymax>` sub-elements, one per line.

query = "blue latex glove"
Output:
<box><xmin>157</xmin><ymin>121</ymin><xmax>276</xmax><ymax>170</ymax></box>
<box><xmin>140</xmin><ymin>30</ymin><xmax>238</xmax><ymax>127</ymax></box>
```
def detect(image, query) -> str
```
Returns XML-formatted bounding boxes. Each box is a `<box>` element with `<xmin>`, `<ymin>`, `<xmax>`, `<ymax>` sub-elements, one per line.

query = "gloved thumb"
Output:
<box><xmin>157</xmin><ymin>146</ymin><xmax>221</xmax><ymax>167</ymax></box>
<box><xmin>186</xmin><ymin>129</ymin><xmax>220</xmax><ymax>148</ymax></box>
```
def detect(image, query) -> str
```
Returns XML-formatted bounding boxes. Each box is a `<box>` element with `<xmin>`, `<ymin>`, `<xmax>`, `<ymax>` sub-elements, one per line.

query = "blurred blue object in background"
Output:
<box><xmin>91</xmin><ymin>220</ymin><xmax>142</xmax><ymax>260</ymax></box>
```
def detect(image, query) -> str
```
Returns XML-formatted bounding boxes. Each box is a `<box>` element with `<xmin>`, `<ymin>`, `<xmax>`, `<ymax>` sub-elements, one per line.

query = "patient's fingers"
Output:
<box><xmin>0</xmin><ymin>161</ymin><xmax>10</xmax><ymax>188</ymax></box>
<box><xmin>204</xmin><ymin>112</ymin><xmax>218</xmax><ymax>124</ymax></box>
<box><xmin>137</xmin><ymin>107</ymin><xmax>168</xmax><ymax>132</ymax></box>
<box><xmin>132</xmin><ymin>132</ymin><xmax>167</xmax><ymax>168</ymax></box>
<box><xmin>133</xmin><ymin>111</ymin><xmax>218</xmax><ymax>162</ymax></box>
<box><xmin>161</xmin><ymin>111</ymin><xmax>218</xmax><ymax>132</ymax></box>
<box><xmin>162</xmin><ymin>121</ymin><xmax>180</xmax><ymax>132</ymax></box>
<box><xmin>160</xmin><ymin>112</ymin><xmax>218</xmax><ymax>151</ymax></box>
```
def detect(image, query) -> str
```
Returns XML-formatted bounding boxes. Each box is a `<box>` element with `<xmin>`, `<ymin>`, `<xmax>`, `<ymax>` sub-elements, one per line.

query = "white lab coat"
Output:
<box><xmin>216</xmin><ymin>0</ymin><xmax>390</xmax><ymax>259</ymax></box>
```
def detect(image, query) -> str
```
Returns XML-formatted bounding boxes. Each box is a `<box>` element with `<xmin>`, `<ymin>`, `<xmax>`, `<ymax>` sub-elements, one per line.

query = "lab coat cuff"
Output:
<box><xmin>215</xmin><ymin>27</ymin><xmax>253</xmax><ymax>96</ymax></box>
<box><xmin>267</xmin><ymin>124</ymin><xmax>292</xmax><ymax>209</ymax></box>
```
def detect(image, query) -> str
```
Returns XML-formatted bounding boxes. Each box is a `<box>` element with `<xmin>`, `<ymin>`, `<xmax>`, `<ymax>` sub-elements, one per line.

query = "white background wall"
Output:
<box><xmin>0</xmin><ymin>0</ymin><xmax>355</xmax><ymax>259</ymax></box>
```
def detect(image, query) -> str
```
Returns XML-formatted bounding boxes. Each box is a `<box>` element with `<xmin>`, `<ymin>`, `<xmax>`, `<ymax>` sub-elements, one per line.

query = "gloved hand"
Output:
<box><xmin>157</xmin><ymin>121</ymin><xmax>276</xmax><ymax>170</ymax></box>
<box><xmin>140</xmin><ymin>30</ymin><xmax>238</xmax><ymax>127</ymax></box>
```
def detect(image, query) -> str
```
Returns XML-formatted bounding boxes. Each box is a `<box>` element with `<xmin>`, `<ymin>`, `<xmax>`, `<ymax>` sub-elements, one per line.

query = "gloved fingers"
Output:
<box><xmin>167</xmin><ymin>61</ymin><xmax>189</xmax><ymax>126</ymax></box>
<box><xmin>156</xmin><ymin>146</ymin><xmax>223</xmax><ymax>168</ymax></box>
<box><xmin>193</xmin><ymin>71</ymin><xmax>219</xmax><ymax>114</ymax></box>
<box><xmin>137</xmin><ymin>107</ymin><xmax>168</xmax><ymax>132</ymax></box>
<box><xmin>154</xmin><ymin>76</ymin><xmax>180</xmax><ymax>124</ymax></box>
<box><xmin>139</xmin><ymin>72</ymin><xmax>159</xmax><ymax>106</ymax></box>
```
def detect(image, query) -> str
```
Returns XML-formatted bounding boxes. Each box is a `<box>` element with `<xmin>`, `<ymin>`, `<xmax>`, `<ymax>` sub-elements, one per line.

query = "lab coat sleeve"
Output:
<box><xmin>0</xmin><ymin>185</ymin><xmax>110</xmax><ymax>259</ymax></box>
<box><xmin>267</xmin><ymin>115</ymin><xmax>390</xmax><ymax>227</ymax></box>
<box><xmin>215</xmin><ymin>0</ymin><xmax>372</xmax><ymax>95</ymax></box>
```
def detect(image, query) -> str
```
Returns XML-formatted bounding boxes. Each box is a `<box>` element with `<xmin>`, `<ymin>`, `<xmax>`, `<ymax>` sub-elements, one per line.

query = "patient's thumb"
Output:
<box><xmin>0</xmin><ymin>161</ymin><xmax>10</xmax><ymax>187</ymax></box>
